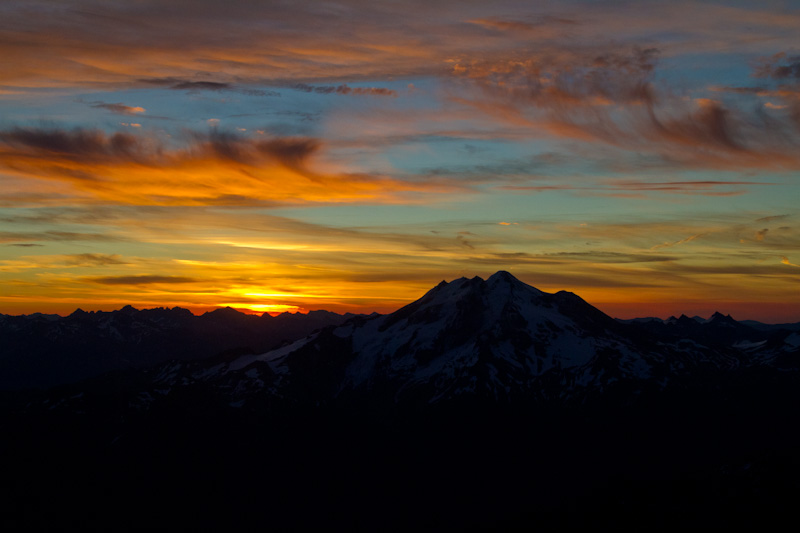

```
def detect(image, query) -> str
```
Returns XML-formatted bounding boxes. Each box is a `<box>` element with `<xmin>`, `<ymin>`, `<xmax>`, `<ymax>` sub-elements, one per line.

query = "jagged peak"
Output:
<box><xmin>422</xmin><ymin>271</ymin><xmax>547</xmax><ymax>302</ymax></box>
<box><xmin>487</xmin><ymin>270</ymin><xmax>515</xmax><ymax>283</ymax></box>
<box><xmin>488</xmin><ymin>271</ymin><xmax>547</xmax><ymax>297</ymax></box>
<box><xmin>203</xmin><ymin>306</ymin><xmax>244</xmax><ymax>318</ymax></box>
<box><xmin>708</xmin><ymin>311</ymin><xmax>737</xmax><ymax>325</ymax></box>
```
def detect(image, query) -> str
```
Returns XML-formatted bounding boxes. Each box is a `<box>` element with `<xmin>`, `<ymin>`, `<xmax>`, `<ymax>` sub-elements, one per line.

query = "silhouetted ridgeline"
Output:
<box><xmin>0</xmin><ymin>306</ymin><xmax>357</xmax><ymax>389</ymax></box>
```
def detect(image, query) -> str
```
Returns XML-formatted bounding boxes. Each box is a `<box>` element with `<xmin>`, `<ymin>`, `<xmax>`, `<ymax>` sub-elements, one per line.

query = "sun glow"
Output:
<box><xmin>219</xmin><ymin>303</ymin><xmax>303</xmax><ymax>315</ymax></box>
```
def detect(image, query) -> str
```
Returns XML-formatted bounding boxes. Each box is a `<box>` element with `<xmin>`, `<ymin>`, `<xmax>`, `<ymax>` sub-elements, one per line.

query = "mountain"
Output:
<box><xmin>2</xmin><ymin>271</ymin><xmax>799</xmax><ymax>529</ymax></box>
<box><xmin>227</xmin><ymin>271</ymin><xmax>650</xmax><ymax>404</ymax></box>
<box><xmin>176</xmin><ymin>271</ymin><xmax>795</xmax><ymax>407</ymax></box>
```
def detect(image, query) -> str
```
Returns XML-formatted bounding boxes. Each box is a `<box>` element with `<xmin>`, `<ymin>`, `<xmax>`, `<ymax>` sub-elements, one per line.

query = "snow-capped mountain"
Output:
<box><xmin>200</xmin><ymin>270</ymin><xmax>793</xmax><ymax>406</ymax></box>
<box><xmin>26</xmin><ymin>271</ymin><xmax>796</xmax><ymax>409</ymax></box>
<box><xmin>258</xmin><ymin>270</ymin><xmax>648</xmax><ymax>402</ymax></box>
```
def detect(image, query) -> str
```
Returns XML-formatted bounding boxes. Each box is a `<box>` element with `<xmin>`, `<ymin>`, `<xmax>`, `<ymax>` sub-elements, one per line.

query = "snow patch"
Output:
<box><xmin>228</xmin><ymin>337</ymin><xmax>311</xmax><ymax>371</ymax></box>
<box><xmin>784</xmin><ymin>333</ymin><xmax>800</xmax><ymax>348</ymax></box>
<box><xmin>733</xmin><ymin>339</ymin><xmax>767</xmax><ymax>349</ymax></box>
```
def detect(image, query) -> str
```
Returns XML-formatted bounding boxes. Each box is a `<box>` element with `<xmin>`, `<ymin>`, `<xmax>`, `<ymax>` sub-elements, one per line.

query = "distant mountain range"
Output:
<box><xmin>1</xmin><ymin>271</ymin><xmax>799</xmax><ymax>529</ymax></box>
<box><xmin>0</xmin><ymin>305</ymin><xmax>357</xmax><ymax>389</ymax></box>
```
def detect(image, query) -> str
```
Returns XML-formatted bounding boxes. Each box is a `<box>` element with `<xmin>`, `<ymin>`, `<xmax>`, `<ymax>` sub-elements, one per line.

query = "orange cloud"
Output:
<box><xmin>0</xmin><ymin>127</ymin><xmax>459</xmax><ymax>206</ymax></box>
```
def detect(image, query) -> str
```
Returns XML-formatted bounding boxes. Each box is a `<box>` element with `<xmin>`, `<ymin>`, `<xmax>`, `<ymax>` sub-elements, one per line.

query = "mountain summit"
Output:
<box><xmin>238</xmin><ymin>271</ymin><xmax>663</xmax><ymax>403</ymax></box>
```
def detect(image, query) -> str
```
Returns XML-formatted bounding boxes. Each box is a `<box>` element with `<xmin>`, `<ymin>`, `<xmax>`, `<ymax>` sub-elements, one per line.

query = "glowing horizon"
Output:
<box><xmin>1</xmin><ymin>1</ymin><xmax>798</xmax><ymax>323</ymax></box>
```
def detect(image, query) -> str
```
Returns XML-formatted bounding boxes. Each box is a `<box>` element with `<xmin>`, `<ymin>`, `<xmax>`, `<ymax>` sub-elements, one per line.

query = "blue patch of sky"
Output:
<box><xmin>655</xmin><ymin>52</ymin><xmax>756</xmax><ymax>92</ymax></box>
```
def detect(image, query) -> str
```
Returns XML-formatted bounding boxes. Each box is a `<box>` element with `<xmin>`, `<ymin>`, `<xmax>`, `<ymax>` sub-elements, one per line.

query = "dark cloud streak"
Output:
<box><xmin>89</xmin><ymin>102</ymin><xmax>145</xmax><ymax>116</ymax></box>
<box><xmin>88</xmin><ymin>275</ymin><xmax>198</xmax><ymax>285</ymax></box>
<box><xmin>0</xmin><ymin>231</ymin><xmax>122</xmax><ymax>243</ymax></box>
<box><xmin>63</xmin><ymin>253</ymin><xmax>127</xmax><ymax>266</ymax></box>
<box><xmin>138</xmin><ymin>78</ymin><xmax>278</xmax><ymax>96</ymax></box>
<box><xmin>0</xmin><ymin>127</ymin><xmax>148</xmax><ymax>163</ymax></box>
<box><xmin>291</xmin><ymin>83</ymin><xmax>397</xmax><ymax>97</ymax></box>
<box><xmin>496</xmin><ymin>179</ymin><xmax>772</xmax><ymax>197</ymax></box>
<box><xmin>754</xmin><ymin>52</ymin><xmax>800</xmax><ymax>80</ymax></box>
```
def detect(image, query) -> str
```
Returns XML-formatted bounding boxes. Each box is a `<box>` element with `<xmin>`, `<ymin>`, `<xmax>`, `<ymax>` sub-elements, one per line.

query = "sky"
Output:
<box><xmin>0</xmin><ymin>0</ymin><xmax>799</xmax><ymax>322</ymax></box>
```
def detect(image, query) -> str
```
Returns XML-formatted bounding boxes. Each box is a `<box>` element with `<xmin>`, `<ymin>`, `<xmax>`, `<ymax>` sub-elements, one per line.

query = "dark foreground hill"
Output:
<box><xmin>1</xmin><ymin>272</ymin><xmax>799</xmax><ymax>529</ymax></box>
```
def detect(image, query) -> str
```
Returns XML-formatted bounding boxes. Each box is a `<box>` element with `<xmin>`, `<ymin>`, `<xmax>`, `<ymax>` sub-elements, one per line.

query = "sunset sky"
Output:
<box><xmin>1</xmin><ymin>0</ymin><xmax>799</xmax><ymax>321</ymax></box>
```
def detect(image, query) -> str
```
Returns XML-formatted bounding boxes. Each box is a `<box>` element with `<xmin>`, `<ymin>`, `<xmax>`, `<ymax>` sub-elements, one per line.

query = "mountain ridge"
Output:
<box><xmin>194</xmin><ymin>271</ymin><xmax>798</xmax><ymax>406</ymax></box>
<box><xmin>3</xmin><ymin>271</ymin><xmax>798</xmax><ymax>392</ymax></box>
<box><xmin>2</xmin><ymin>271</ymin><xmax>799</xmax><ymax>529</ymax></box>
<box><xmin>0</xmin><ymin>305</ymin><xmax>357</xmax><ymax>390</ymax></box>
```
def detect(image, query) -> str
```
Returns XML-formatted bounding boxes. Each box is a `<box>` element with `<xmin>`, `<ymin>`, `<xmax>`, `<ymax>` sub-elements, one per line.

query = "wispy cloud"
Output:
<box><xmin>447</xmin><ymin>36</ymin><xmax>800</xmax><ymax>171</ymax></box>
<box><xmin>2</xmin><ymin>1</ymin><xmax>797</xmax><ymax>90</ymax></box>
